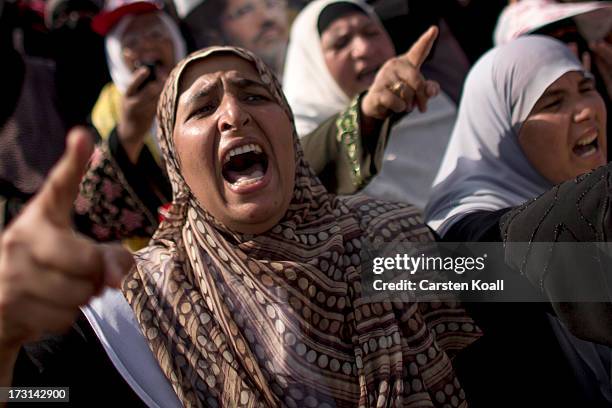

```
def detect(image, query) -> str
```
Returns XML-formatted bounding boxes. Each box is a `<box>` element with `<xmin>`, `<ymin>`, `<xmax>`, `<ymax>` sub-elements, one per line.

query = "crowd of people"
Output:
<box><xmin>1</xmin><ymin>0</ymin><xmax>612</xmax><ymax>406</ymax></box>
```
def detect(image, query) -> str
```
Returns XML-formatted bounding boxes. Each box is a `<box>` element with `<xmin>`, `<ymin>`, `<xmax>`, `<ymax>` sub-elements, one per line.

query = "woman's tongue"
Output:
<box><xmin>225</xmin><ymin>162</ymin><xmax>265</xmax><ymax>186</ymax></box>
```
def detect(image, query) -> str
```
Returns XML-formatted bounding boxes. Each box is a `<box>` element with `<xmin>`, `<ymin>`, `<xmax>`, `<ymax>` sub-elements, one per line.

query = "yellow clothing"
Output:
<box><xmin>91</xmin><ymin>82</ymin><xmax>162</xmax><ymax>166</ymax></box>
<box><xmin>90</xmin><ymin>83</ymin><xmax>162</xmax><ymax>251</ymax></box>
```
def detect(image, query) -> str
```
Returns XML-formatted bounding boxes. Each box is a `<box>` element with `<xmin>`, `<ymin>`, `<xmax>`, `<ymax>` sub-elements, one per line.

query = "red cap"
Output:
<box><xmin>92</xmin><ymin>0</ymin><xmax>162</xmax><ymax>36</ymax></box>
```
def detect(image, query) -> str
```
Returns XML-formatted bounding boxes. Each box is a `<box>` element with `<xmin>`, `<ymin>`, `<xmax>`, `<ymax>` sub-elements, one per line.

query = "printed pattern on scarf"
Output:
<box><xmin>122</xmin><ymin>46</ymin><xmax>481</xmax><ymax>408</ymax></box>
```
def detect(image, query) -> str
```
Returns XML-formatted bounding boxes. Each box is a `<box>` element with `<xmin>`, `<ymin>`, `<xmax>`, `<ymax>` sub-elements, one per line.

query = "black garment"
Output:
<box><xmin>52</xmin><ymin>25</ymin><xmax>110</xmax><ymax>129</ymax></box>
<box><xmin>445</xmin><ymin>209</ymin><xmax>611</xmax><ymax>408</ymax></box>
<box><xmin>9</xmin><ymin>278</ymin><xmax>598</xmax><ymax>408</ymax></box>
<box><xmin>0</xmin><ymin>57</ymin><xmax>68</xmax><ymax>230</ymax></box>
<box><xmin>11</xmin><ymin>313</ymin><xmax>146</xmax><ymax>407</ymax></box>
<box><xmin>371</xmin><ymin>0</ymin><xmax>507</xmax><ymax>64</ymax></box>
<box><xmin>0</xmin><ymin>48</ymin><xmax>24</xmax><ymax>130</ymax></box>
<box><xmin>10</xmin><ymin>182</ymin><xmax>612</xmax><ymax>407</ymax></box>
<box><xmin>317</xmin><ymin>2</ymin><xmax>366</xmax><ymax>35</ymax></box>
<box><xmin>106</xmin><ymin>128</ymin><xmax>172</xmax><ymax>217</ymax></box>
<box><xmin>74</xmin><ymin>127</ymin><xmax>172</xmax><ymax>238</ymax></box>
<box><xmin>442</xmin><ymin>208</ymin><xmax>510</xmax><ymax>242</ymax></box>
<box><xmin>500</xmin><ymin>165</ymin><xmax>612</xmax><ymax>348</ymax></box>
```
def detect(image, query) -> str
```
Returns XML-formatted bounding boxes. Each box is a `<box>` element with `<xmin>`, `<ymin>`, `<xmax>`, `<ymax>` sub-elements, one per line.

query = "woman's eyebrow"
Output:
<box><xmin>325</xmin><ymin>30</ymin><xmax>348</xmax><ymax>41</ymax></box>
<box><xmin>540</xmin><ymin>88</ymin><xmax>565</xmax><ymax>99</ymax></box>
<box><xmin>228</xmin><ymin>77</ymin><xmax>268</xmax><ymax>91</ymax></box>
<box><xmin>541</xmin><ymin>77</ymin><xmax>594</xmax><ymax>100</ymax></box>
<box><xmin>579</xmin><ymin>77</ymin><xmax>595</xmax><ymax>87</ymax></box>
<box><xmin>182</xmin><ymin>77</ymin><xmax>269</xmax><ymax>109</ymax></box>
<box><xmin>184</xmin><ymin>83</ymin><xmax>216</xmax><ymax>107</ymax></box>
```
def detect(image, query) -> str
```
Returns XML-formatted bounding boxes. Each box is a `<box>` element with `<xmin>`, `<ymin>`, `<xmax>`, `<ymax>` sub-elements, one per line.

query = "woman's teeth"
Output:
<box><xmin>573</xmin><ymin>131</ymin><xmax>599</xmax><ymax>158</ymax></box>
<box><xmin>223</xmin><ymin>143</ymin><xmax>263</xmax><ymax>164</ymax></box>
<box><xmin>221</xmin><ymin>142</ymin><xmax>268</xmax><ymax>187</ymax></box>
<box><xmin>576</xmin><ymin>132</ymin><xmax>598</xmax><ymax>147</ymax></box>
<box><xmin>232</xmin><ymin>171</ymin><xmax>264</xmax><ymax>186</ymax></box>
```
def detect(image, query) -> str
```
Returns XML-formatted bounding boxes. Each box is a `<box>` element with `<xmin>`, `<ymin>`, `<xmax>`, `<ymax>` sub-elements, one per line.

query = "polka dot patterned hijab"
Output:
<box><xmin>122</xmin><ymin>46</ymin><xmax>481</xmax><ymax>407</ymax></box>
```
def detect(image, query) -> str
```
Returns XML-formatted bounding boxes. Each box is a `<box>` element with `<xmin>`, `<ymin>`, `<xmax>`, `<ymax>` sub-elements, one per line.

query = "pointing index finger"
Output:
<box><xmin>400</xmin><ymin>26</ymin><xmax>439</xmax><ymax>69</ymax></box>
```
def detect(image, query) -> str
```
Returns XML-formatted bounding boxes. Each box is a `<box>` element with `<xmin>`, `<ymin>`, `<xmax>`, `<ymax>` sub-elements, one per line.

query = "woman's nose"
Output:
<box><xmin>218</xmin><ymin>96</ymin><xmax>250</xmax><ymax>133</ymax></box>
<box><xmin>351</xmin><ymin>35</ymin><xmax>372</xmax><ymax>59</ymax></box>
<box><xmin>573</xmin><ymin>99</ymin><xmax>597</xmax><ymax>123</ymax></box>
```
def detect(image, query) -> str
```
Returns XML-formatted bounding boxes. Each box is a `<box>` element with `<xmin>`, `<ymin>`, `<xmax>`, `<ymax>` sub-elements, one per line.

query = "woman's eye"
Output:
<box><xmin>245</xmin><ymin>94</ymin><xmax>268</xmax><ymax>102</ymax></box>
<box><xmin>227</xmin><ymin>4</ymin><xmax>254</xmax><ymax>20</ymax></box>
<box><xmin>332</xmin><ymin>37</ymin><xmax>350</xmax><ymax>50</ymax></box>
<box><xmin>364</xmin><ymin>29</ymin><xmax>380</xmax><ymax>38</ymax></box>
<box><xmin>191</xmin><ymin>104</ymin><xmax>215</xmax><ymax>119</ymax></box>
<box><xmin>579</xmin><ymin>84</ymin><xmax>595</xmax><ymax>93</ymax></box>
<box><xmin>541</xmin><ymin>98</ymin><xmax>562</xmax><ymax>111</ymax></box>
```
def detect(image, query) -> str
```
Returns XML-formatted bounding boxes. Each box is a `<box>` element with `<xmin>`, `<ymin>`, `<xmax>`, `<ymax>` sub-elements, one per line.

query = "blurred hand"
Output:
<box><xmin>589</xmin><ymin>40</ymin><xmax>612</xmax><ymax>99</ymax></box>
<box><xmin>117</xmin><ymin>66</ymin><xmax>167</xmax><ymax>162</ymax></box>
<box><xmin>0</xmin><ymin>128</ymin><xmax>134</xmax><ymax>355</ymax></box>
<box><xmin>361</xmin><ymin>26</ymin><xmax>440</xmax><ymax>121</ymax></box>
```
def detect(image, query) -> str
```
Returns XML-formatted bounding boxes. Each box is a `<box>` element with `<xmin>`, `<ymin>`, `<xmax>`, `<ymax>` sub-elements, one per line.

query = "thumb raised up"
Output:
<box><xmin>33</xmin><ymin>127</ymin><xmax>94</xmax><ymax>227</ymax></box>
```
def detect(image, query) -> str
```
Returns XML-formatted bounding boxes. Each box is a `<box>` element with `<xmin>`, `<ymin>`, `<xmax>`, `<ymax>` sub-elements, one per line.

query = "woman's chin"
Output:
<box><xmin>218</xmin><ymin>173</ymin><xmax>289</xmax><ymax>234</ymax></box>
<box><xmin>220</xmin><ymin>202</ymin><xmax>286</xmax><ymax>234</ymax></box>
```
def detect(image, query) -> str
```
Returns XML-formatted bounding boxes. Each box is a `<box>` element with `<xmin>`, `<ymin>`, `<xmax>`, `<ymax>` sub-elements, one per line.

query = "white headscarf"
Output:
<box><xmin>282</xmin><ymin>0</ymin><xmax>384</xmax><ymax>136</ymax></box>
<box><xmin>493</xmin><ymin>0</ymin><xmax>612</xmax><ymax>46</ymax></box>
<box><xmin>105</xmin><ymin>11</ymin><xmax>187</xmax><ymax>94</ymax></box>
<box><xmin>425</xmin><ymin>37</ymin><xmax>612</xmax><ymax>403</ymax></box>
<box><xmin>282</xmin><ymin>0</ymin><xmax>457</xmax><ymax>209</ymax></box>
<box><xmin>425</xmin><ymin>35</ymin><xmax>586</xmax><ymax>236</ymax></box>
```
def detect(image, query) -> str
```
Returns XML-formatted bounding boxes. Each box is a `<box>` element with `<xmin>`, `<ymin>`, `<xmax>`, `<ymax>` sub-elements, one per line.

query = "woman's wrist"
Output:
<box><xmin>358</xmin><ymin>94</ymin><xmax>383</xmax><ymax>137</ymax></box>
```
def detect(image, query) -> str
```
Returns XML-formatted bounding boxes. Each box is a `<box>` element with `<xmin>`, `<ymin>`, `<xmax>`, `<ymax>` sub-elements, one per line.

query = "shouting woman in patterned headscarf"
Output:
<box><xmin>4</xmin><ymin>41</ymin><xmax>612</xmax><ymax>407</ymax></box>
<box><xmin>0</xmin><ymin>46</ymin><xmax>479</xmax><ymax>407</ymax></box>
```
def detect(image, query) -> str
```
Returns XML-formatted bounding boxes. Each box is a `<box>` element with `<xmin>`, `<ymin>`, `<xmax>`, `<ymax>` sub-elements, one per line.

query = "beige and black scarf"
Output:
<box><xmin>122</xmin><ymin>46</ymin><xmax>481</xmax><ymax>407</ymax></box>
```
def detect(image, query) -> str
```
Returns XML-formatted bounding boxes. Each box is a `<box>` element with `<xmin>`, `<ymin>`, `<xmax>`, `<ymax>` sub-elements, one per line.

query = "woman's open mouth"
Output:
<box><xmin>356</xmin><ymin>65</ymin><xmax>380</xmax><ymax>84</ymax></box>
<box><xmin>573</xmin><ymin>129</ymin><xmax>600</xmax><ymax>158</ymax></box>
<box><xmin>221</xmin><ymin>143</ymin><xmax>270</xmax><ymax>190</ymax></box>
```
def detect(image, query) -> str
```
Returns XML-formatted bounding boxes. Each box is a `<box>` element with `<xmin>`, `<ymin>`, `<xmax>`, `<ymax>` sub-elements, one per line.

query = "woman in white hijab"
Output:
<box><xmin>426</xmin><ymin>35</ymin><xmax>607</xmax><ymax>237</ymax></box>
<box><xmin>282</xmin><ymin>0</ymin><xmax>455</xmax><ymax>209</ymax></box>
<box><xmin>91</xmin><ymin>0</ymin><xmax>186</xmax><ymax>163</ymax></box>
<box><xmin>80</xmin><ymin>0</ymin><xmax>187</xmax><ymax>250</ymax></box>
<box><xmin>426</xmin><ymin>35</ymin><xmax>612</xmax><ymax>405</ymax></box>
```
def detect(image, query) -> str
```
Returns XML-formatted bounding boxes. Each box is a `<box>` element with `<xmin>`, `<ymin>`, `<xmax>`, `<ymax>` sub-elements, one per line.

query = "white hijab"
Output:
<box><xmin>282</xmin><ymin>0</ymin><xmax>457</xmax><ymax>209</ymax></box>
<box><xmin>105</xmin><ymin>11</ymin><xmax>187</xmax><ymax>94</ymax></box>
<box><xmin>425</xmin><ymin>35</ymin><xmax>586</xmax><ymax>236</ymax></box>
<box><xmin>425</xmin><ymin>37</ymin><xmax>612</xmax><ymax>403</ymax></box>
<box><xmin>103</xmin><ymin>11</ymin><xmax>186</xmax><ymax>156</ymax></box>
<box><xmin>493</xmin><ymin>0</ymin><xmax>612</xmax><ymax>46</ymax></box>
<box><xmin>282</xmin><ymin>0</ymin><xmax>383</xmax><ymax>136</ymax></box>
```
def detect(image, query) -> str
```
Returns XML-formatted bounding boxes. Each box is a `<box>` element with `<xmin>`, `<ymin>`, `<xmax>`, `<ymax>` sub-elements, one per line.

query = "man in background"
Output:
<box><xmin>174</xmin><ymin>0</ymin><xmax>289</xmax><ymax>77</ymax></box>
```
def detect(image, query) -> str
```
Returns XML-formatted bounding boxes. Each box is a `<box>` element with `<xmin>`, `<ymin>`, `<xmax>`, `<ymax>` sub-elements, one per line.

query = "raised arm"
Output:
<box><xmin>0</xmin><ymin>129</ymin><xmax>133</xmax><ymax>394</ymax></box>
<box><xmin>501</xmin><ymin>163</ymin><xmax>612</xmax><ymax>346</ymax></box>
<box><xmin>300</xmin><ymin>27</ymin><xmax>441</xmax><ymax>195</ymax></box>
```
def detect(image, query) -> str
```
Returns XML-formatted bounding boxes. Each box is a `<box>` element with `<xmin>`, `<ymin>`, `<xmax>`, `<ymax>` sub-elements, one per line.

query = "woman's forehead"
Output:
<box><xmin>545</xmin><ymin>71</ymin><xmax>584</xmax><ymax>90</ymax></box>
<box><xmin>178</xmin><ymin>55</ymin><xmax>261</xmax><ymax>97</ymax></box>
<box><xmin>123</xmin><ymin>12</ymin><xmax>162</xmax><ymax>35</ymax></box>
<box><xmin>322</xmin><ymin>11</ymin><xmax>372</xmax><ymax>36</ymax></box>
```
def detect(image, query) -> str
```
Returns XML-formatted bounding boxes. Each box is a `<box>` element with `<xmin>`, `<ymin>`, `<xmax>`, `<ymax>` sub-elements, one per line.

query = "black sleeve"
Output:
<box><xmin>11</xmin><ymin>312</ymin><xmax>146</xmax><ymax>407</ymax></box>
<box><xmin>500</xmin><ymin>164</ymin><xmax>612</xmax><ymax>347</ymax></box>
<box><xmin>107</xmin><ymin>128</ymin><xmax>172</xmax><ymax>216</ymax></box>
<box><xmin>437</xmin><ymin>212</ymin><xmax>590</xmax><ymax>407</ymax></box>
<box><xmin>436</xmin><ymin>208</ymin><xmax>554</xmax><ymax>321</ymax></box>
<box><xmin>440</xmin><ymin>208</ymin><xmax>510</xmax><ymax>242</ymax></box>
